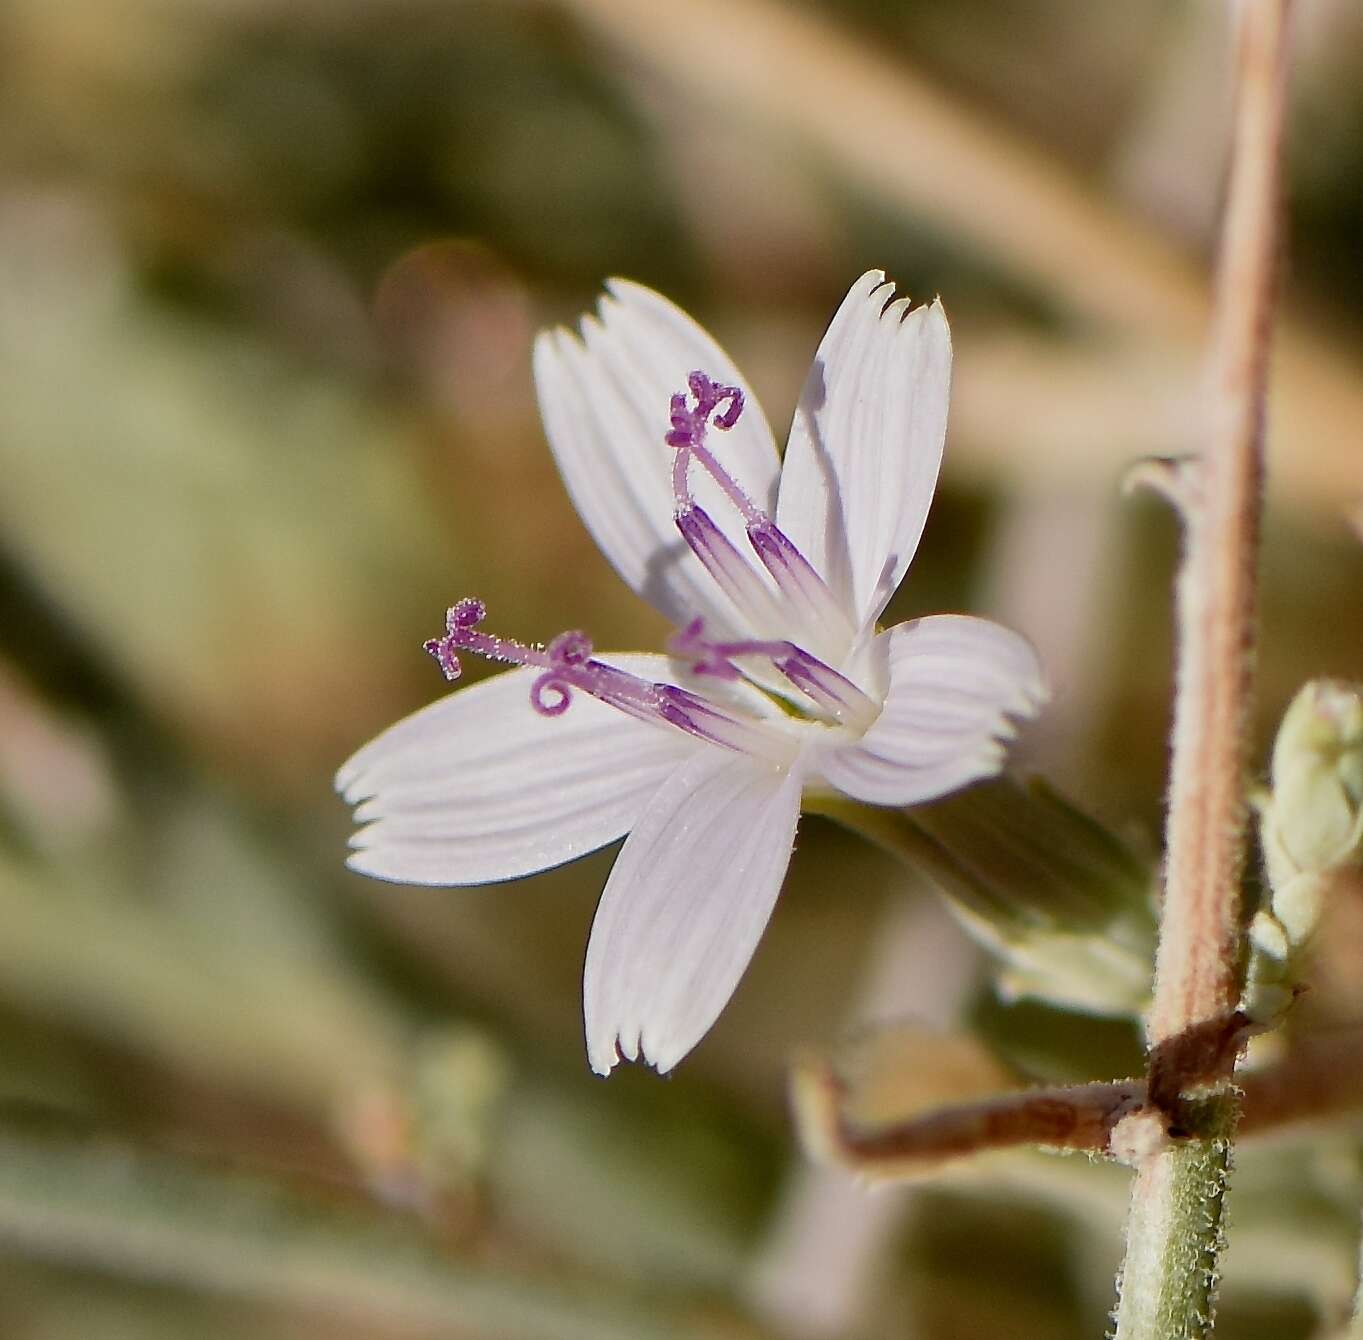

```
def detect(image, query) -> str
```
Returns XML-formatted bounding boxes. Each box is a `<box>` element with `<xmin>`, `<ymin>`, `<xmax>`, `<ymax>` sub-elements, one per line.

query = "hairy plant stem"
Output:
<box><xmin>1113</xmin><ymin>3</ymin><xmax>1292</xmax><ymax>1338</ymax></box>
<box><xmin>1113</xmin><ymin>1097</ymin><xmax>1238</xmax><ymax>1339</ymax></box>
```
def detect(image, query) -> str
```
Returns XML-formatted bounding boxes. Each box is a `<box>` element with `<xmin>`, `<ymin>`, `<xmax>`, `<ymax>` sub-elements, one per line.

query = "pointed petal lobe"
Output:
<box><xmin>584</xmin><ymin>749</ymin><xmax>802</xmax><ymax>1075</ymax></box>
<box><xmin>533</xmin><ymin>280</ymin><xmax>780</xmax><ymax>633</ymax></box>
<box><xmin>776</xmin><ymin>272</ymin><xmax>952</xmax><ymax>625</ymax></box>
<box><xmin>337</xmin><ymin>656</ymin><xmax>697</xmax><ymax>886</ymax></box>
<box><xmin>817</xmin><ymin>617</ymin><xmax>1045</xmax><ymax>807</ymax></box>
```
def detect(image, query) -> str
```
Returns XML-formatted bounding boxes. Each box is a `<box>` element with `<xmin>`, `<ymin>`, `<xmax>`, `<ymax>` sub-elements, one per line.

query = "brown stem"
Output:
<box><xmin>796</xmin><ymin>1067</ymin><xmax>1144</xmax><ymax>1178</ymax></box>
<box><xmin>796</xmin><ymin>1025</ymin><xmax>1363</xmax><ymax>1178</ymax></box>
<box><xmin>1114</xmin><ymin>5</ymin><xmax>1293</xmax><ymax>1335</ymax></box>
<box><xmin>1148</xmin><ymin>0</ymin><xmax>1289</xmax><ymax>1103</ymax></box>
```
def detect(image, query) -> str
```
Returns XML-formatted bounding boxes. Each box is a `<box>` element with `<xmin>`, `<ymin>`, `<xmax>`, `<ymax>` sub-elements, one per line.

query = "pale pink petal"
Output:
<box><xmin>533</xmin><ymin>280</ymin><xmax>780</xmax><ymax>634</ymax></box>
<box><xmin>583</xmin><ymin>749</ymin><xmax>803</xmax><ymax>1075</ymax></box>
<box><xmin>776</xmin><ymin>272</ymin><xmax>952</xmax><ymax>627</ymax></box>
<box><xmin>337</xmin><ymin>656</ymin><xmax>697</xmax><ymax>886</ymax></box>
<box><xmin>817</xmin><ymin>617</ymin><xmax>1045</xmax><ymax>807</ymax></box>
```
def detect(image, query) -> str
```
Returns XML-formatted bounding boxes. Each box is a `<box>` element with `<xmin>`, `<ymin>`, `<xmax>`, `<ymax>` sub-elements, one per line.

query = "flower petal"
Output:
<box><xmin>337</xmin><ymin>656</ymin><xmax>698</xmax><ymax>886</ymax></box>
<box><xmin>533</xmin><ymin>279</ymin><xmax>781</xmax><ymax>633</ymax></box>
<box><xmin>583</xmin><ymin>749</ymin><xmax>802</xmax><ymax>1075</ymax></box>
<box><xmin>817</xmin><ymin>617</ymin><xmax>1045</xmax><ymax>807</ymax></box>
<box><xmin>776</xmin><ymin>272</ymin><xmax>952</xmax><ymax>626</ymax></box>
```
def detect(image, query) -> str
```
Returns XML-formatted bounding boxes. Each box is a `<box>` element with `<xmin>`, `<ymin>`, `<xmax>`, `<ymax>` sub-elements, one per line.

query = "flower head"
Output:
<box><xmin>337</xmin><ymin>271</ymin><xmax>1045</xmax><ymax>1076</ymax></box>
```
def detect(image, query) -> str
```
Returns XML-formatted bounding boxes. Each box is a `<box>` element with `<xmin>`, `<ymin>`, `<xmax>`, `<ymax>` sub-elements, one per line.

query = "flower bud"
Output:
<box><xmin>1263</xmin><ymin>680</ymin><xmax>1363</xmax><ymax>893</ymax></box>
<box><xmin>1244</xmin><ymin>681</ymin><xmax>1363</xmax><ymax>1026</ymax></box>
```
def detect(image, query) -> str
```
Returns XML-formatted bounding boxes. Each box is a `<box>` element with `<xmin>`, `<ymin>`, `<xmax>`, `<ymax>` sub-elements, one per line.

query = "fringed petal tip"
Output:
<box><xmin>333</xmin><ymin>758</ymin><xmax>367</xmax><ymax>805</ymax></box>
<box><xmin>776</xmin><ymin>271</ymin><xmax>953</xmax><ymax>627</ymax></box>
<box><xmin>587</xmin><ymin>1025</ymin><xmax>687</xmax><ymax>1079</ymax></box>
<box><xmin>583</xmin><ymin>750</ymin><xmax>803</xmax><ymax>1078</ymax></box>
<box><xmin>1000</xmin><ymin>645</ymin><xmax>1049</xmax><ymax>724</ymax></box>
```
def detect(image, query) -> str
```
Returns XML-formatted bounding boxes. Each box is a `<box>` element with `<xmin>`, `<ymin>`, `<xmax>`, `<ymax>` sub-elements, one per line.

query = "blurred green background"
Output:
<box><xmin>2</xmin><ymin>1</ymin><xmax>1362</xmax><ymax>1336</ymax></box>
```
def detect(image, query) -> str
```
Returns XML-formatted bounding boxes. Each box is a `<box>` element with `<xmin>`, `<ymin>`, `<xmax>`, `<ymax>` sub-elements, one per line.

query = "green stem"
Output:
<box><xmin>1109</xmin><ymin>1097</ymin><xmax>1236</xmax><ymax>1340</ymax></box>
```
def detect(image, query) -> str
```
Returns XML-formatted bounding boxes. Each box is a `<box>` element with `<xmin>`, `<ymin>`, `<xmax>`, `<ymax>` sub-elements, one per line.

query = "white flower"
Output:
<box><xmin>337</xmin><ymin>271</ymin><xmax>1045</xmax><ymax>1076</ymax></box>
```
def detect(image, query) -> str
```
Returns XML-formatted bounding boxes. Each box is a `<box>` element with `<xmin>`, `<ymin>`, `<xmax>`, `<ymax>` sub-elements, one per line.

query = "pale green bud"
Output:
<box><xmin>1264</xmin><ymin>680</ymin><xmax>1363</xmax><ymax>888</ymax></box>
<box><xmin>1244</xmin><ymin>680</ymin><xmax>1363</xmax><ymax>1026</ymax></box>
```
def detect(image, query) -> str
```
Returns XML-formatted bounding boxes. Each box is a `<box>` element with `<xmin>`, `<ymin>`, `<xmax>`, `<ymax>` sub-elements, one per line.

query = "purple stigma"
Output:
<box><xmin>666</xmin><ymin>370</ymin><xmax>761</xmax><ymax>518</ymax></box>
<box><xmin>531</xmin><ymin>630</ymin><xmax>596</xmax><ymax>715</ymax></box>
<box><xmin>423</xmin><ymin>597</ymin><xmax>599</xmax><ymax>717</ymax></box>
<box><xmin>665</xmin><ymin>371</ymin><xmax>744</xmax><ymax>451</ymax></box>
<box><xmin>423</xmin><ymin>597</ymin><xmax>487</xmax><ymax>681</ymax></box>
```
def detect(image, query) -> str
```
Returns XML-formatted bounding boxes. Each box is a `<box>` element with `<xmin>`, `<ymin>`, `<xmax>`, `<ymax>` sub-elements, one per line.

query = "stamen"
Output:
<box><xmin>422</xmin><ymin>598</ymin><xmax>792</xmax><ymax>757</ymax></box>
<box><xmin>675</xmin><ymin>507</ymin><xmax>784</xmax><ymax>633</ymax></box>
<box><xmin>424</xmin><ymin>599</ymin><xmax>591</xmax><ymax>715</ymax></box>
<box><xmin>667</xmin><ymin>371</ymin><xmax>756</xmax><ymax>520</ymax></box>
<box><xmin>670</xmin><ymin>619</ymin><xmax>879</xmax><ymax>729</ymax></box>
<box><xmin>666</xmin><ymin>370</ymin><xmax>851</xmax><ymax>653</ymax></box>
<box><xmin>532</xmin><ymin>631</ymin><xmax>594</xmax><ymax>717</ymax></box>
<box><xmin>655</xmin><ymin>683</ymin><xmax>790</xmax><ymax>758</ymax></box>
<box><xmin>669</xmin><ymin>618</ymin><xmax>741</xmax><ymax>680</ymax></box>
<box><xmin>747</xmin><ymin>521</ymin><xmax>854</xmax><ymax>644</ymax></box>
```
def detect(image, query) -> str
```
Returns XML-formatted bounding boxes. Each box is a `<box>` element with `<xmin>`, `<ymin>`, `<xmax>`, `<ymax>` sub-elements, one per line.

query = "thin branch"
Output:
<box><xmin>795</xmin><ymin>1025</ymin><xmax>1363</xmax><ymax>1180</ymax></box>
<box><xmin>796</xmin><ymin>1065</ymin><xmax>1143</xmax><ymax>1180</ymax></box>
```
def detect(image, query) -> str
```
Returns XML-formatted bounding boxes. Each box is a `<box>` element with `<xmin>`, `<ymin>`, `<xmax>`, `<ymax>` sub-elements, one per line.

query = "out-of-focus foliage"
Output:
<box><xmin>2</xmin><ymin>2</ymin><xmax>1362</xmax><ymax>1338</ymax></box>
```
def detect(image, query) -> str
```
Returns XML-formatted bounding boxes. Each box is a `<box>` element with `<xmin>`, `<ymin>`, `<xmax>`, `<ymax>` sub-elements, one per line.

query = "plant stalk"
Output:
<box><xmin>1112</xmin><ymin>2</ymin><xmax>1292</xmax><ymax>1337</ymax></box>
